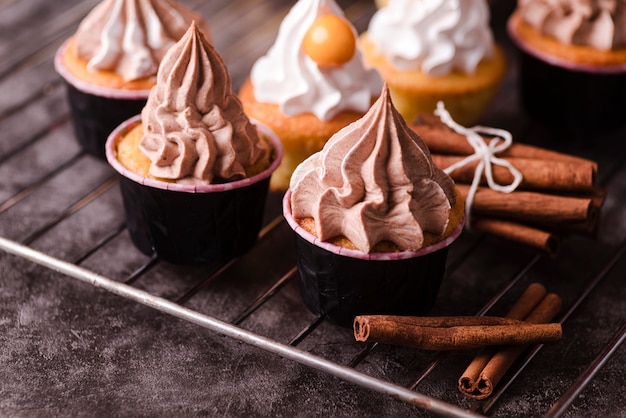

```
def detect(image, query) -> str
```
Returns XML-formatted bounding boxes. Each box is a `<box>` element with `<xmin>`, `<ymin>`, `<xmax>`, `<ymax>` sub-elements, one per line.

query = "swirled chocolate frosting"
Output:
<box><xmin>75</xmin><ymin>0</ymin><xmax>210</xmax><ymax>81</ymax></box>
<box><xmin>139</xmin><ymin>22</ymin><xmax>266</xmax><ymax>184</ymax></box>
<box><xmin>289</xmin><ymin>85</ymin><xmax>456</xmax><ymax>253</ymax></box>
<box><xmin>517</xmin><ymin>0</ymin><xmax>626</xmax><ymax>50</ymax></box>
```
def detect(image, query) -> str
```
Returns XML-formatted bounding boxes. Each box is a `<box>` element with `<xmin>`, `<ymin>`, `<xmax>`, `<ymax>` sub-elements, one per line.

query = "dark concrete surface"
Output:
<box><xmin>0</xmin><ymin>0</ymin><xmax>625</xmax><ymax>417</ymax></box>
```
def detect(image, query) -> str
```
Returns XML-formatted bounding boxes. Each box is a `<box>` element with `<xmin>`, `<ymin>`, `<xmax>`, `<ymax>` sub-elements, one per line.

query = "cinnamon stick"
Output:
<box><xmin>457</xmin><ymin>185</ymin><xmax>597</xmax><ymax>225</ymax></box>
<box><xmin>458</xmin><ymin>283</ymin><xmax>548</xmax><ymax>395</ymax></box>
<box><xmin>352</xmin><ymin>318</ymin><xmax>561</xmax><ymax>350</ymax></box>
<box><xmin>432</xmin><ymin>154</ymin><xmax>596</xmax><ymax>193</ymax></box>
<box><xmin>503</xmin><ymin>283</ymin><xmax>548</xmax><ymax>320</ymax></box>
<box><xmin>354</xmin><ymin>315</ymin><xmax>525</xmax><ymax>331</ymax></box>
<box><xmin>411</xmin><ymin>116</ymin><xmax>596</xmax><ymax>167</ymax></box>
<box><xmin>353</xmin><ymin>316</ymin><xmax>526</xmax><ymax>344</ymax></box>
<box><xmin>459</xmin><ymin>292</ymin><xmax>563</xmax><ymax>399</ymax></box>
<box><xmin>527</xmin><ymin>187</ymin><xmax>607</xmax><ymax>237</ymax></box>
<box><xmin>471</xmin><ymin>218</ymin><xmax>560</xmax><ymax>257</ymax></box>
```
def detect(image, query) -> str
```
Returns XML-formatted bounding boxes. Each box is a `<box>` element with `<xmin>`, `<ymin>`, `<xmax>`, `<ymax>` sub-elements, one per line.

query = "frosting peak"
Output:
<box><xmin>139</xmin><ymin>23</ymin><xmax>266</xmax><ymax>184</ymax></box>
<box><xmin>250</xmin><ymin>0</ymin><xmax>382</xmax><ymax>121</ymax></box>
<box><xmin>290</xmin><ymin>85</ymin><xmax>456</xmax><ymax>253</ymax></box>
<box><xmin>75</xmin><ymin>0</ymin><xmax>210</xmax><ymax>81</ymax></box>
<box><xmin>367</xmin><ymin>0</ymin><xmax>495</xmax><ymax>76</ymax></box>
<box><xmin>517</xmin><ymin>0</ymin><xmax>626</xmax><ymax>50</ymax></box>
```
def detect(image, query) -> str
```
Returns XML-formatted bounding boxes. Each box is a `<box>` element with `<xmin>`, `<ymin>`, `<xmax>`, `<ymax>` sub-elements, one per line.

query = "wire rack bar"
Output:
<box><xmin>73</xmin><ymin>222</ymin><xmax>126</xmax><ymax>265</ymax></box>
<box><xmin>0</xmin><ymin>152</ymin><xmax>84</xmax><ymax>213</ymax></box>
<box><xmin>544</xmin><ymin>322</ymin><xmax>626</xmax><ymax>418</ymax></box>
<box><xmin>233</xmin><ymin>265</ymin><xmax>297</xmax><ymax>325</ymax></box>
<box><xmin>21</xmin><ymin>175</ymin><xmax>117</xmax><ymax>246</ymax></box>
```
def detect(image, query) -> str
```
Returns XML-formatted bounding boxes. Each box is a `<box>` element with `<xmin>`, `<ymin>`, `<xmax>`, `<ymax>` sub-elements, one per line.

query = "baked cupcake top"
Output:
<box><xmin>250</xmin><ymin>0</ymin><xmax>382</xmax><ymax>122</ymax></box>
<box><xmin>289</xmin><ymin>84</ymin><xmax>457</xmax><ymax>253</ymax></box>
<box><xmin>516</xmin><ymin>0</ymin><xmax>626</xmax><ymax>51</ymax></box>
<box><xmin>138</xmin><ymin>22</ymin><xmax>267</xmax><ymax>185</ymax></box>
<box><xmin>366</xmin><ymin>0</ymin><xmax>495</xmax><ymax>76</ymax></box>
<box><xmin>74</xmin><ymin>0</ymin><xmax>210</xmax><ymax>82</ymax></box>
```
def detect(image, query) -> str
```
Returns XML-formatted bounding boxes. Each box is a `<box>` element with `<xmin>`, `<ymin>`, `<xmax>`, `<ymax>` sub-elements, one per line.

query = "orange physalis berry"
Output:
<box><xmin>302</xmin><ymin>14</ymin><xmax>356</xmax><ymax>67</ymax></box>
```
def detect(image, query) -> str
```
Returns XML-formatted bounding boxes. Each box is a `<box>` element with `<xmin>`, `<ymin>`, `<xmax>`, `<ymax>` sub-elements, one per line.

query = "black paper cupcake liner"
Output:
<box><xmin>507</xmin><ymin>20</ymin><xmax>626</xmax><ymax>138</ymax></box>
<box><xmin>55</xmin><ymin>41</ymin><xmax>151</xmax><ymax>160</ymax></box>
<box><xmin>283</xmin><ymin>190</ymin><xmax>465</xmax><ymax>328</ymax></box>
<box><xmin>106</xmin><ymin>116</ymin><xmax>283</xmax><ymax>265</ymax></box>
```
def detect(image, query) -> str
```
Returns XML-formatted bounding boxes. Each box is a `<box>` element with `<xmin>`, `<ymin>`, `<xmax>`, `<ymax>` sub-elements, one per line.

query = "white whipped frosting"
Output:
<box><xmin>250</xmin><ymin>0</ymin><xmax>382</xmax><ymax>122</ymax></box>
<box><xmin>367</xmin><ymin>0</ymin><xmax>495</xmax><ymax>76</ymax></box>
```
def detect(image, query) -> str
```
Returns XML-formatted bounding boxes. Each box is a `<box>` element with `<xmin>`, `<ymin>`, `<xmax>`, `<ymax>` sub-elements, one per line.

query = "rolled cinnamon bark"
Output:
<box><xmin>354</xmin><ymin>316</ymin><xmax>526</xmax><ymax>342</ymax></box>
<box><xmin>458</xmin><ymin>283</ymin><xmax>548</xmax><ymax>396</ymax></box>
<box><xmin>353</xmin><ymin>320</ymin><xmax>561</xmax><ymax>350</ymax></box>
<box><xmin>355</xmin><ymin>315</ymin><xmax>526</xmax><ymax>330</ymax></box>
<box><xmin>503</xmin><ymin>283</ymin><xmax>548</xmax><ymax>321</ymax></box>
<box><xmin>459</xmin><ymin>293</ymin><xmax>563</xmax><ymax>400</ymax></box>
<box><xmin>457</xmin><ymin>185</ymin><xmax>597</xmax><ymax>225</ymax></box>
<box><xmin>411</xmin><ymin>116</ymin><xmax>597</xmax><ymax>167</ymax></box>
<box><xmin>471</xmin><ymin>218</ymin><xmax>560</xmax><ymax>257</ymax></box>
<box><xmin>458</xmin><ymin>349</ymin><xmax>495</xmax><ymax>396</ymax></box>
<box><xmin>432</xmin><ymin>154</ymin><xmax>596</xmax><ymax>193</ymax></box>
<box><xmin>528</xmin><ymin>187</ymin><xmax>607</xmax><ymax>237</ymax></box>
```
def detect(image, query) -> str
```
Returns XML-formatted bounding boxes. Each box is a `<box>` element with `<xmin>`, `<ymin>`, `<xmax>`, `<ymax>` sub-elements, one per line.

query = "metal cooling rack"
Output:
<box><xmin>1</xmin><ymin>0</ymin><xmax>625</xmax><ymax>416</ymax></box>
<box><xmin>0</xmin><ymin>168</ymin><xmax>624</xmax><ymax>417</ymax></box>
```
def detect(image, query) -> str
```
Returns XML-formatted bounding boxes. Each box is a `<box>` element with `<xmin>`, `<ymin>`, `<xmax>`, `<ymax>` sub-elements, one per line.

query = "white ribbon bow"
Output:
<box><xmin>434</xmin><ymin>101</ymin><xmax>523</xmax><ymax>227</ymax></box>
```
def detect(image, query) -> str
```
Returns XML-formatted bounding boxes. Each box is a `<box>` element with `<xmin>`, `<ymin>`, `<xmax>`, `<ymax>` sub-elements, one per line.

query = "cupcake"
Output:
<box><xmin>283</xmin><ymin>85</ymin><xmax>465</xmax><ymax>327</ymax></box>
<box><xmin>55</xmin><ymin>0</ymin><xmax>210</xmax><ymax>159</ymax></box>
<box><xmin>105</xmin><ymin>23</ymin><xmax>281</xmax><ymax>265</ymax></box>
<box><xmin>508</xmin><ymin>0</ymin><xmax>626</xmax><ymax>137</ymax></box>
<box><xmin>359</xmin><ymin>0</ymin><xmax>507</xmax><ymax>126</ymax></box>
<box><xmin>238</xmin><ymin>0</ymin><xmax>382</xmax><ymax>191</ymax></box>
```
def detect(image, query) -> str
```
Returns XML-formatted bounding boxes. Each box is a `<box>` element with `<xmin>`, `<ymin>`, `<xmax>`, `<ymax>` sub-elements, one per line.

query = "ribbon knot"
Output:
<box><xmin>434</xmin><ymin>101</ymin><xmax>523</xmax><ymax>227</ymax></box>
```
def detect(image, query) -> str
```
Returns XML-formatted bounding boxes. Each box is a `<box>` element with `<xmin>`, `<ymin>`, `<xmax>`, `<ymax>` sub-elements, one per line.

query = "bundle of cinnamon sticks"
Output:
<box><xmin>411</xmin><ymin>114</ymin><xmax>605</xmax><ymax>256</ymax></box>
<box><xmin>458</xmin><ymin>283</ymin><xmax>561</xmax><ymax>400</ymax></box>
<box><xmin>353</xmin><ymin>283</ymin><xmax>562</xmax><ymax>400</ymax></box>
